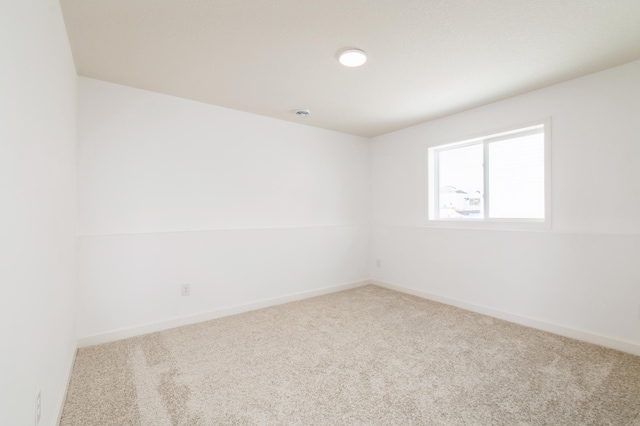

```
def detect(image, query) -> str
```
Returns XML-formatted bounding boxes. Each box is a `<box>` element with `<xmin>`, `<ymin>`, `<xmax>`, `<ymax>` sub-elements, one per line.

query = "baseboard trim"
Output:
<box><xmin>372</xmin><ymin>280</ymin><xmax>640</xmax><ymax>356</ymax></box>
<box><xmin>54</xmin><ymin>344</ymin><xmax>77</xmax><ymax>425</ymax></box>
<box><xmin>77</xmin><ymin>280</ymin><xmax>370</xmax><ymax>348</ymax></box>
<box><xmin>77</xmin><ymin>278</ymin><xmax>639</xmax><ymax>355</ymax></box>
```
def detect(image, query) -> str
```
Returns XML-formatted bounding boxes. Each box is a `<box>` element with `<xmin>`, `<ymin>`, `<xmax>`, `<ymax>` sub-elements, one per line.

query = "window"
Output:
<box><xmin>428</xmin><ymin>120</ymin><xmax>550</xmax><ymax>229</ymax></box>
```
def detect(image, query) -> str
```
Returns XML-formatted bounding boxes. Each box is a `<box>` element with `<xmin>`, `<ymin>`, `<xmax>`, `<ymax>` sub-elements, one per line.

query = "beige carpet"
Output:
<box><xmin>61</xmin><ymin>285</ymin><xmax>640</xmax><ymax>425</ymax></box>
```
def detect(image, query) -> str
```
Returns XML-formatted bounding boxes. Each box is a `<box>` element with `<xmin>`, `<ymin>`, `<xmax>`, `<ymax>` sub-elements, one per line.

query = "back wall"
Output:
<box><xmin>77</xmin><ymin>78</ymin><xmax>371</xmax><ymax>343</ymax></box>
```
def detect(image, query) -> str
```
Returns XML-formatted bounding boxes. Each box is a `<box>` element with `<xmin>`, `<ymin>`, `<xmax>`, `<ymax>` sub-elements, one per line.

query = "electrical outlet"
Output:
<box><xmin>181</xmin><ymin>284</ymin><xmax>191</xmax><ymax>296</ymax></box>
<box><xmin>35</xmin><ymin>390</ymin><xmax>41</xmax><ymax>425</ymax></box>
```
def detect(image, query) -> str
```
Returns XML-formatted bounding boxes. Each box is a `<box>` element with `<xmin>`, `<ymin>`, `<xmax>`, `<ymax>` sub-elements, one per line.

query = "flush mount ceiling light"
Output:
<box><xmin>338</xmin><ymin>48</ymin><xmax>367</xmax><ymax>67</ymax></box>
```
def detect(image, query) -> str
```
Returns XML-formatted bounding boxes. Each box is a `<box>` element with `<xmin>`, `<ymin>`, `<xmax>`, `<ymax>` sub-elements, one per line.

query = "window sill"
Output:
<box><xmin>425</xmin><ymin>219</ymin><xmax>551</xmax><ymax>232</ymax></box>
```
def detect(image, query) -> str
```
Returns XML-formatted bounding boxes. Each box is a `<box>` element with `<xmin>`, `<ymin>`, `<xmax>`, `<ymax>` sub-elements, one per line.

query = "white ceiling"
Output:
<box><xmin>60</xmin><ymin>0</ymin><xmax>640</xmax><ymax>138</ymax></box>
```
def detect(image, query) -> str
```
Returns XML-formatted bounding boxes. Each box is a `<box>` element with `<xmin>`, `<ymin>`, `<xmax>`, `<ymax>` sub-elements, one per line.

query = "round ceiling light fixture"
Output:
<box><xmin>338</xmin><ymin>48</ymin><xmax>367</xmax><ymax>67</ymax></box>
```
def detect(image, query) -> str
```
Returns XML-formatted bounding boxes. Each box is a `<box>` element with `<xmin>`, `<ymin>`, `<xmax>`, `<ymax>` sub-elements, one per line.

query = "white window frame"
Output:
<box><xmin>427</xmin><ymin>118</ymin><xmax>551</xmax><ymax>231</ymax></box>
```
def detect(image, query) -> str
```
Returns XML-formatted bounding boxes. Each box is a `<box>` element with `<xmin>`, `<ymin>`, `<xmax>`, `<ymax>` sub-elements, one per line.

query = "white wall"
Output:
<box><xmin>0</xmin><ymin>1</ymin><xmax>78</xmax><ymax>425</ymax></box>
<box><xmin>77</xmin><ymin>78</ymin><xmax>371</xmax><ymax>341</ymax></box>
<box><xmin>371</xmin><ymin>60</ymin><xmax>640</xmax><ymax>353</ymax></box>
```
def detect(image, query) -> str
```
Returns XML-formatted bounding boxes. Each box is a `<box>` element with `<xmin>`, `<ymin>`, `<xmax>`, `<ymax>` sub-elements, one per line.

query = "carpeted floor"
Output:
<box><xmin>60</xmin><ymin>285</ymin><xmax>640</xmax><ymax>425</ymax></box>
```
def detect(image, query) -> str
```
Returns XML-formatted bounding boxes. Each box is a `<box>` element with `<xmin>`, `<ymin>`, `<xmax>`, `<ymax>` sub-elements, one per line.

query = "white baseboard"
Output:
<box><xmin>77</xmin><ymin>280</ymin><xmax>370</xmax><ymax>348</ymax></box>
<box><xmin>372</xmin><ymin>280</ymin><xmax>640</xmax><ymax>356</ymax></box>
<box><xmin>55</xmin><ymin>344</ymin><xmax>77</xmax><ymax>425</ymax></box>
<box><xmin>77</xmin><ymin>278</ymin><xmax>639</xmax><ymax>355</ymax></box>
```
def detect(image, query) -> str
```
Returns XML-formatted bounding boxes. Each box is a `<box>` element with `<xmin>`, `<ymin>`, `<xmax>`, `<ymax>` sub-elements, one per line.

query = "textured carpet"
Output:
<box><xmin>61</xmin><ymin>285</ymin><xmax>640</xmax><ymax>425</ymax></box>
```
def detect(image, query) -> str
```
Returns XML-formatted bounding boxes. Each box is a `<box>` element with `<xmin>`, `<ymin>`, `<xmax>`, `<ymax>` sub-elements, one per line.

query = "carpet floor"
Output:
<box><xmin>60</xmin><ymin>285</ymin><xmax>640</xmax><ymax>425</ymax></box>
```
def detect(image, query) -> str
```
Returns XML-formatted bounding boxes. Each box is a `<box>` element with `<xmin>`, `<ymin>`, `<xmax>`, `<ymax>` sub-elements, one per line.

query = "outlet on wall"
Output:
<box><xmin>35</xmin><ymin>390</ymin><xmax>41</xmax><ymax>425</ymax></box>
<box><xmin>181</xmin><ymin>284</ymin><xmax>191</xmax><ymax>296</ymax></box>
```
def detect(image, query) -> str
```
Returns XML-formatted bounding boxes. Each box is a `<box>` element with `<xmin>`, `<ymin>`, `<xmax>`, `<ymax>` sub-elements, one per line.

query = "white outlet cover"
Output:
<box><xmin>181</xmin><ymin>284</ymin><xmax>191</xmax><ymax>296</ymax></box>
<box><xmin>35</xmin><ymin>390</ymin><xmax>41</xmax><ymax>424</ymax></box>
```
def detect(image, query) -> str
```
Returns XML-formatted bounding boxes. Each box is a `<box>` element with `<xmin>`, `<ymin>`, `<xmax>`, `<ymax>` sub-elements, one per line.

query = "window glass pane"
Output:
<box><xmin>488</xmin><ymin>132</ymin><xmax>544</xmax><ymax>218</ymax></box>
<box><xmin>438</xmin><ymin>143</ymin><xmax>483</xmax><ymax>219</ymax></box>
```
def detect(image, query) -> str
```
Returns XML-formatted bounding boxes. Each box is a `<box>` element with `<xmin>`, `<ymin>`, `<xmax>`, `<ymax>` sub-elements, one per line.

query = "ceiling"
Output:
<box><xmin>60</xmin><ymin>0</ymin><xmax>640</xmax><ymax>138</ymax></box>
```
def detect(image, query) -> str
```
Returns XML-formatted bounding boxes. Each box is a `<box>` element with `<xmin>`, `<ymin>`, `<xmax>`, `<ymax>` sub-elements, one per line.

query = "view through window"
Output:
<box><xmin>428</xmin><ymin>122</ymin><xmax>548</xmax><ymax>224</ymax></box>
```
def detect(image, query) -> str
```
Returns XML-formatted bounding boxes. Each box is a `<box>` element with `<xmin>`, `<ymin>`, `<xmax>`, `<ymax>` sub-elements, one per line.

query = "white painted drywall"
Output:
<box><xmin>78</xmin><ymin>78</ymin><xmax>370</xmax><ymax>235</ymax></box>
<box><xmin>371</xmin><ymin>60</ymin><xmax>640</xmax><ymax>348</ymax></box>
<box><xmin>77</xmin><ymin>79</ymin><xmax>371</xmax><ymax>339</ymax></box>
<box><xmin>77</xmin><ymin>226</ymin><xmax>370</xmax><ymax>339</ymax></box>
<box><xmin>0</xmin><ymin>1</ymin><xmax>78</xmax><ymax>425</ymax></box>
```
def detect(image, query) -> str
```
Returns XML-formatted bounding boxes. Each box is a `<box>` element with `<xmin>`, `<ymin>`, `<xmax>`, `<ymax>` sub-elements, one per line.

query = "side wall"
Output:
<box><xmin>77</xmin><ymin>78</ymin><xmax>371</xmax><ymax>343</ymax></box>
<box><xmin>371</xmin><ymin>60</ymin><xmax>640</xmax><ymax>354</ymax></box>
<box><xmin>0</xmin><ymin>1</ymin><xmax>78</xmax><ymax>425</ymax></box>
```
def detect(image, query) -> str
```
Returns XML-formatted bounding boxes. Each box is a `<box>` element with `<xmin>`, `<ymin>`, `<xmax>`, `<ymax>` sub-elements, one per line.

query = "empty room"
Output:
<box><xmin>2</xmin><ymin>0</ymin><xmax>640</xmax><ymax>425</ymax></box>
